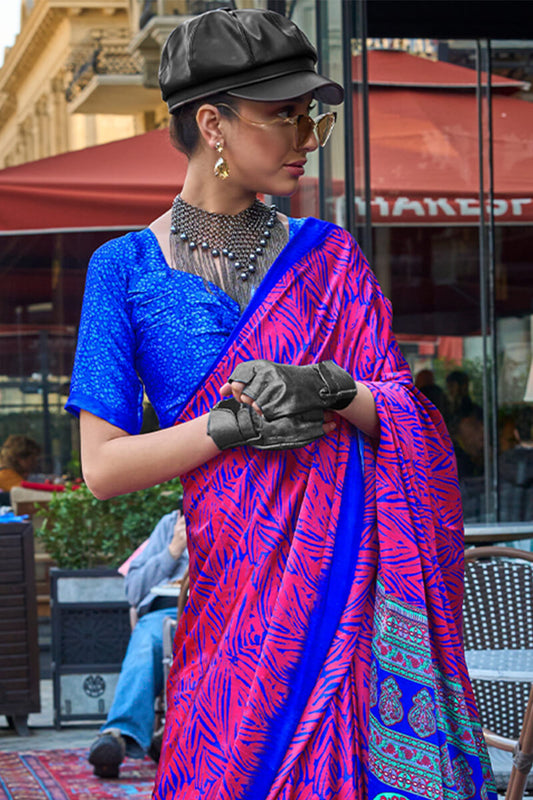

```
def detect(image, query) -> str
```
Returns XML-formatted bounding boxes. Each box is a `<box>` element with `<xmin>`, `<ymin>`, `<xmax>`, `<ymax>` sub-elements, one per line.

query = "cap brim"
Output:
<box><xmin>227</xmin><ymin>70</ymin><xmax>344</xmax><ymax>105</ymax></box>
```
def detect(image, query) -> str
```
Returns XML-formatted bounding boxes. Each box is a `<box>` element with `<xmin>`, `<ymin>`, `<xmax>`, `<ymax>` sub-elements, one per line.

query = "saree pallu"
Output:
<box><xmin>153</xmin><ymin>219</ymin><xmax>496</xmax><ymax>800</ymax></box>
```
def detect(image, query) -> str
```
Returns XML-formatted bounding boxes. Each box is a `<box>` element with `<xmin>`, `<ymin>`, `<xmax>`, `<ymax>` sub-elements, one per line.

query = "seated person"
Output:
<box><xmin>0</xmin><ymin>434</ymin><xmax>41</xmax><ymax>491</ymax></box>
<box><xmin>445</xmin><ymin>369</ymin><xmax>482</xmax><ymax>430</ymax></box>
<box><xmin>88</xmin><ymin>508</ymin><xmax>188</xmax><ymax>778</ymax></box>
<box><xmin>452</xmin><ymin>410</ymin><xmax>484</xmax><ymax>479</ymax></box>
<box><xmin>499</xmin><ymin>411</ymin><xmax>521</xmax><ymax>453</ymax></box>
<box><xmin>414</xmin><ymin>369</ymin><xmax>449</xmax><ymax>419</ymax></box>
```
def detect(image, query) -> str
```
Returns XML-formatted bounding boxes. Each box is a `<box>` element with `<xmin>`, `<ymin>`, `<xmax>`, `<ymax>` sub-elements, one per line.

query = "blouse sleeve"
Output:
<box><xmin>65</xmin><ymin>236</ymin><xmax>144</xmax><ymax>435</ymax></box>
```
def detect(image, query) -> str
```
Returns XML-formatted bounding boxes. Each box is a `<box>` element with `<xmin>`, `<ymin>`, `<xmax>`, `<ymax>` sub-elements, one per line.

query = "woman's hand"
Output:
<box><xmin>168</xmin><ymin>512</ymin><xmax>187</xmax><ymax>560</ymax></box>
<box><xmin>219</xmin><ymin>359</ymin><xmax>357</xmax><ymax>419</ymax></box>
<box><xmin>220</xmin><ymin>378</ymin><xmax>263</xmax><ymax>415</ymax></box>
<box><xmin>215</xmin><ymin>359</ymin><xmax>349</xmax><ymax>449</ymax></box>
<box><xmin>220</xmin><ymin>360</ymin><xmax>380</xmax><ymax>440</ymax></box>
<box><xmin>207</xmin><ymin>397</ymin><xmax>336</xmax><ymax>451</ymax></box>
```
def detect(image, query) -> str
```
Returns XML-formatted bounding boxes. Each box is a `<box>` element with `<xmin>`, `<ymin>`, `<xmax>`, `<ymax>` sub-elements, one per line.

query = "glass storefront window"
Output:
<box><xmin>351</xmin><ymin>36</ymin><xmax>492</xmax><ymax>521</ymax></box>
<box><xmin>364</xmin><ymin>36</ymin><xmax>533</xmax><ymax>523</ymax></box>
<box><xmin>490</xmin><ymin>39</ymin><xmax>533</xmax><ymax>522</ymax></box>
<box><xmin>0</xmin><ymin>230</ymin><xmax>132</xmax><ymax>478</ymax></box>
<box><xmin>290</xmin><ymin>2</ymin><xmax>533</xmax><ymax>524</ymax></box>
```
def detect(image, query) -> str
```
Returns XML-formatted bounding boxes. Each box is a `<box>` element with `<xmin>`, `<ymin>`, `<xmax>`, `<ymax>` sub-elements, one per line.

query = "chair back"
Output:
<box><xmin>463</xmin><ymin>545</ymin><xmax>533</xmax><ymax>740</ymax></box>
<box><xmin>177</xmin><ymin>567</ymin><xmax>189</xmax><ymax>618</ymax></box>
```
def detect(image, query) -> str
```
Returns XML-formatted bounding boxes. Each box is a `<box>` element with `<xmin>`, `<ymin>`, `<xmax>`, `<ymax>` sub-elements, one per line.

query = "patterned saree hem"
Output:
<box><xmin>369</xmin><ymin>580</ymin><xmax>497</xmax><ymax>800</ymax></box>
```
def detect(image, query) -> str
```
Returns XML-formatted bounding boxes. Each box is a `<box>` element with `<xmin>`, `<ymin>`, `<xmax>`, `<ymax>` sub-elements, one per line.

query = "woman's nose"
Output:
<box><xmin>300</xmin><ymin>127</ymin><xmax>319</xmax><ymax>152</ymax></box>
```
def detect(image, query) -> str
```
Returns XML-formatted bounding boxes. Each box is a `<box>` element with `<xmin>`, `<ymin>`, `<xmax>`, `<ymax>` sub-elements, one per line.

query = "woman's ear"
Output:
<box><xmin>196</xmin><ymin>104</ymin><xmax>225</xmax><ymax>150</ymax></box>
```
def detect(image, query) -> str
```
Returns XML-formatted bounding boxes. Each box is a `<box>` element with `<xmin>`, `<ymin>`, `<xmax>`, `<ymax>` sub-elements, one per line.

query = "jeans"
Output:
<box><xmin>100</xmin><ymin>607</ymin><xmax>172</xmax><ymax>757</ymax></box>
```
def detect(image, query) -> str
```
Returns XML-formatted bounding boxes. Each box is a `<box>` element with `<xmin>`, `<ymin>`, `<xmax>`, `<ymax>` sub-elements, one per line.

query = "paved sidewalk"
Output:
<box><xmin>0</xmin><ymin>679</ymin><xmax>98</xmax><ymax>752</ymax></box>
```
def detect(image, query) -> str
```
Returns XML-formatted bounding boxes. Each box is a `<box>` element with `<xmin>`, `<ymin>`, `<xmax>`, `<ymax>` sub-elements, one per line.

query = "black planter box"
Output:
<box><xmin>0</xmin><ymin>521</ymin><xmax>40</xmax><ymax>735</ymax></box>
<box><xmin>50</xmin><ymin>567</ymin><xmax>130</xmax><ymax>729</ymax></box>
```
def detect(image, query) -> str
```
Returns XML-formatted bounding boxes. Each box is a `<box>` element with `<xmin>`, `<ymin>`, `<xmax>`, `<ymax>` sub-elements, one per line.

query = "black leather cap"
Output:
<box><xmin>159</xmin><ymin>8</ymin><xmax>344</xmax><ymax>112</ymax></box>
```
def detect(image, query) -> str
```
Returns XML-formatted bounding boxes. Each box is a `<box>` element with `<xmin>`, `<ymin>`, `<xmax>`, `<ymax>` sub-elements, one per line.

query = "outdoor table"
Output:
<box><xmin>150</xmin><ymin>583</ymin><xmax>182</xmax><ymax>597</ymax></box>
<box><xmin>465</xmin><ymin>648</ymin><xmax>533</xmax><ymax>798</ymax></box>
<box><xmin>465</xmin><ymin>649</ymin><xmax>533</xmax><ymax>682</ymax></box>
<box><xmin>464</xmin><ymin>522</ymin><xmax>533</xmax><ymax>545</ymax></box>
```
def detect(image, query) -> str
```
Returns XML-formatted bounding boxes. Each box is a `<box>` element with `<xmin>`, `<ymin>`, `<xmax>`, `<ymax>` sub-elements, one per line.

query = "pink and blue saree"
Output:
<box><xmin>154</xmin><ymin>219</ymin><xmax>496</xmax><ymax>800</ymax></box>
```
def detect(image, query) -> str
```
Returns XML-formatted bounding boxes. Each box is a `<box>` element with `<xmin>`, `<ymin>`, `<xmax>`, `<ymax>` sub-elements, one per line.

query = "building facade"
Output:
<box><xmin>0</xmin><ymin>0</ymin><xmax>167</xmax><ymax>168</ymax></box>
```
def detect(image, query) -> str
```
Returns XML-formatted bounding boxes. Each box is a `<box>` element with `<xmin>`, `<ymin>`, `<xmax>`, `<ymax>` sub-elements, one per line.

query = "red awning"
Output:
<box><xmin>353</xmin><ymin>49</ymin><xmax>528</xmax><ymax>92</ymax></box>
<box><xmin>0</xmin><ymin>51</ymin><xmax>532</xmax><ymax>231</ymax></box>
<box><xmin>353</xmin><ymin>54</ymin><xmax>533</xmax><ymax>223</ymax></box>
<box><xmin>298</xmin><ymin>52</ymin><xmax>533</xmax><ymax>225</ymax></box>
<box><xmin>0</xmin><ymin>128</ymin><xmax>187</xmax><ymax>233</ymax></box>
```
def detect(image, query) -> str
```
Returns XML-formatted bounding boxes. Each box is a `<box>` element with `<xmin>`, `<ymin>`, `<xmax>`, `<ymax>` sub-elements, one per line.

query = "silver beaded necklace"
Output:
<box><xmin>169</xmin><ymin>196</ymin><xmax>287</xmax><ymax>310</ymax></box>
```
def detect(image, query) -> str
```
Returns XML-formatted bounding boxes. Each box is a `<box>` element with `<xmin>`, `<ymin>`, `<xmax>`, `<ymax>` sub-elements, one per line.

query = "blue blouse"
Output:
<box><xmin>66</xmin><ymin>218</ymin><xmax>307</xmax><ymax>434</ymax></box>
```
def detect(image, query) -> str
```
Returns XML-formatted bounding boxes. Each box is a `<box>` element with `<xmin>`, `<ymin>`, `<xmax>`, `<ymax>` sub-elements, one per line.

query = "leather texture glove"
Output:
<box><xmin>228</xmin><ymin>359</ymin><xmax>357</xmax><ymax>421</ymax></box>
<box><xmin>207</xmin><ymin>397</ymin><xmax>325</xmax><ymax>451</ymax></box>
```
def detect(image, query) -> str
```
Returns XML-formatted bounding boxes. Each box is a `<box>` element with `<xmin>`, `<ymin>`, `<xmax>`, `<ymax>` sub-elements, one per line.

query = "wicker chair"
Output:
<box><xmin>162</xmin><ymin>567</ymin><xmax>189</xmax><ymax>687</ymax></box>
<box><xmin>129</xmin><ymin>568</ymin><xmax>190</xmax><ymax>745</ymax></box>
<box><xmin>464</xmin><ymin>546</ymin><xmax>533</xmax><ymax>799</ymax></box>
<box><xmin>150</xmin><ymin>567</ymin><xmax>190</xmax><ymax>760</ymax></box>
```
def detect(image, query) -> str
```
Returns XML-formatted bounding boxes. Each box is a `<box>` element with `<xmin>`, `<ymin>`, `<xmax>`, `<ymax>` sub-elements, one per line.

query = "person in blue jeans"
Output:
<box><xmin>88</xmin><ymin>509</ymin><xmax>188</xmax><ymax>778</ymax></box>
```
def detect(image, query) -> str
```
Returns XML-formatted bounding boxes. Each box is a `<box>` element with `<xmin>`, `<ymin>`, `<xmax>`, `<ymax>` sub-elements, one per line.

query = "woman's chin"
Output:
<box><xmin>253</xmin><ymin>176</ymin><xmax>302</xmax><ymax>202</ymax></box>
<box><xmin>272</xmin><ymin>180</ymin><xmax>302</xmax><ymax>199</ymax></box>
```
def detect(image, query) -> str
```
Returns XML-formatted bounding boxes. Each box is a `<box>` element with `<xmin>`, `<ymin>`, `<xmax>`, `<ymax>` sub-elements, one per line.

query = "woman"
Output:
<box><xmin>0</xmin><ymin>434</ymin><xmax>41</xmax><ymax>491</ymax></box>
<box><xmin>66</xmin><ymin>8</ymin><xmax>496</xmax><ymax>800</ymax></box>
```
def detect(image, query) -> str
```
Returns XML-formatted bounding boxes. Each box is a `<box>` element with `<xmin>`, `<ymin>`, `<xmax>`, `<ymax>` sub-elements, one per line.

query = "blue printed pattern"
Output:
<box><xmin>151</xmin><ymin>221</ymin><xmax>496</xmax><ymax>799</ymax></box>
<box><xmin>63</xmin><ymin>211</ymin><xmax>497</xmax><ymax>800</ymax></box>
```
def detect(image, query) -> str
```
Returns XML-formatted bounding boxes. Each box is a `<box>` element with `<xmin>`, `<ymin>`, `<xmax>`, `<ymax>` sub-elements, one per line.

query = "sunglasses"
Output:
<box><xmin>216</xmin><ymin>104</ymin><xmax>337</xmax><ymax>148</ymax></box>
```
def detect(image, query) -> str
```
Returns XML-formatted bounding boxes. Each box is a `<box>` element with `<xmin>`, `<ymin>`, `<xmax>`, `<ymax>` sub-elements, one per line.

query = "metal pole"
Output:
<box><xmin>39</xmin><ymin>330</ymin><xmax>53</xmax><ymax>474</ymax></box>
<box><xmin>341</xmin><ymin>0</ymin><xmax>356</xmax><ymax>236</ymax></box>
<box><xmin>485</xmin><ymin>40</ymin><xmax>500</xmax><ymax>520</ymax></box>
<box><xmin>475</xmin><ymin>39</ymin><xmax>494</xmax><ymax>522</ymax></box>
<box><xmin>356</xmin><ymin>0</ymin><xmax>373</xmax><ymax>263</ymax></box>
<box><xmin>316</xmin><ymin>0</ymin><xmax>327</xmax><ymax>222</ymax></box>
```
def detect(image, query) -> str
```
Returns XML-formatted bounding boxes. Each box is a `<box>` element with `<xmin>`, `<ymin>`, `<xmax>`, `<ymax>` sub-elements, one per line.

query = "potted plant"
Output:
<box><xmin>36</xmin><ymin>478</ymin><xmax>182</xmax><ymax>728</ymax></box>
<box><xmin>36</xmin><ymin>479</ymin><xmax>182</xmax><ymax>569</ymax></box>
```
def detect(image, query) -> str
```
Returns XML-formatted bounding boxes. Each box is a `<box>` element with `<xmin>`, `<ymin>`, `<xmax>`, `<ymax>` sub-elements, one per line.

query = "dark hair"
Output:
<box><xmin>446</xmin><ymin>370</ymin><xmax>469</xmax><ymax>388</ymax></box>
<box><xmin>0</xmin><ymin>434</ymin><xmax>41</xmax><ymax>475</ymax></box>
<box><xmin>169</xmin><ymin>92</ymin><xmax>238</xmax><ymax>158</ymax></box>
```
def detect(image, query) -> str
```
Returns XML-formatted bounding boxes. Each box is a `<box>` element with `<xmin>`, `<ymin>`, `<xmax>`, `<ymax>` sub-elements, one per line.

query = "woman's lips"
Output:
<box><xmin>284</xmin><ymin>163</ymin><xmax>305</xmax><ymax>177</ymax></box>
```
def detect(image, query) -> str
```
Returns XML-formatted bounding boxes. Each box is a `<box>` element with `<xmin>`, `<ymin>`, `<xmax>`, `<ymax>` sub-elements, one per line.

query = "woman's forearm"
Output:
<box><xmin>80</xmin><ymin>378</ymin><xmax>379</xmax><ymax>500</ymax></box>
<box><xmin>336</xmin><ymin>381</ymin><xmax>380</xmax><ymax>440</ymax></box>
<box><xmin>80</xmin><ymin>410</ymin><xmax>219</xmax><ymax>499</ymax></box>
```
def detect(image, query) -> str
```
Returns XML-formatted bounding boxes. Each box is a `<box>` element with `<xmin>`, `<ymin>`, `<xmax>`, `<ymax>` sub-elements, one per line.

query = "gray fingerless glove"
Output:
<box><xmin>207</xmin><ymin>397</ymin><xmax>325</xmax><ymax>451</ymax></box>
<box><xmin>228</xmin><ymin>359</ymin><xmax>357</xmax><ymax>421</ymax></box>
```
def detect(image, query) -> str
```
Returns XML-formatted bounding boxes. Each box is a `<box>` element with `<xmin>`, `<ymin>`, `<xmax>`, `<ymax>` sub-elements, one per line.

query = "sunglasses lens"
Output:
<box><xmin>295</xmin><ymin>116</ymin><xmax>315</xmax><ymax>148</ymax></box>
<box><xmin>316</xmin><ymin>113</ymin><xmax>335</xmax><ymax>147</ymax></box>
<box><xmin>294</xmin><ymin>113</ymin><xmax>336</xmax><ymax>147</ymax></box>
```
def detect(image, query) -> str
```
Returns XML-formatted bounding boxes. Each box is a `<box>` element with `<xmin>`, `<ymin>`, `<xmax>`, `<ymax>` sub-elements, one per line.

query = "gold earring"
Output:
<box><xmin>214</xmin><ymin>141</ymin><xmax>229</xmax><ymax>180</ymax></box>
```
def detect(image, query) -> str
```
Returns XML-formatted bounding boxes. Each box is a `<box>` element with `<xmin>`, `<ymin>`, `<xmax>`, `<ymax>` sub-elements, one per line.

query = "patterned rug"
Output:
<box><xmin>0</xmin><ymin>748</ymin><xmax>157</xmax><ymax>799</ymax></box>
